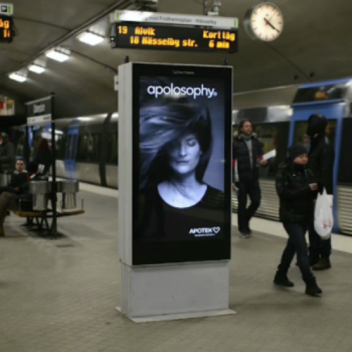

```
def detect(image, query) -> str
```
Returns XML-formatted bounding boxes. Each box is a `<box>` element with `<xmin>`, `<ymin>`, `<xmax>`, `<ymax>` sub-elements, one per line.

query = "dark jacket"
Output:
<box><xmin>308</xmin><ymin>135</ymin><xmax>334</xmax><ymax>195</ymax></box>
<box><xmin>0</xmin><ymin>134</ymin><xmax>15</xmax><ymax>173</ymax></box>
<box><xmin>34</xmin><ymin>149</ymin><xmax>52</xmax><ymax>174</ymax></box>
<box><xmin>233</xmin><ymin>134</ymin><xmax>263</xmax><ymax>182</ymax></box>
<box><xmin>0</xmin><ymin>170</ymin><xmax>29</xmax><ymax>195</ymax></box>
<box><xmin>275</xmin><ymin>160</ymin><xmax>316</xmax><ymax>223</ymax></box>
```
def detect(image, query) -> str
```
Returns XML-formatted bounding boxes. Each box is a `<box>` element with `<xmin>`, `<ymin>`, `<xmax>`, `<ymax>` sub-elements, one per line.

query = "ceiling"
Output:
<box><xmin>1</xmin><ymin>0</ymin><xmax>352</xmax><ymax>118</ymax></box>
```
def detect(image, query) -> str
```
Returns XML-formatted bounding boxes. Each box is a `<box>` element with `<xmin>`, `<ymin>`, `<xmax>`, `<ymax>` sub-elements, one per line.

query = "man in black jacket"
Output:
<box><xmin>232</xmin><ymin>120</ymin><xmax>268</xmax><ymax>237</ymax></box>
<box><xmin>0</xmin><ymin>158</ymin><xmax>28</xmax><ymax>236</ymax></box>
<box><xmin>307</xmin><ymin>114</ymin><xmax>335</xmax><ymax>270</ymax></box>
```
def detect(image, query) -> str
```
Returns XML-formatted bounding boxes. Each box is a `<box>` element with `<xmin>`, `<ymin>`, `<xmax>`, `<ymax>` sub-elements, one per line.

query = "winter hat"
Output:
<box><xmin>306</xmin><ymin>114</ymin><xmax>327</xmax><ymax>137</ymax></box>
<box><xmin>288</xmin><ymin>144</ymin><xmax>307</xmax><ymax>161</ymax></box>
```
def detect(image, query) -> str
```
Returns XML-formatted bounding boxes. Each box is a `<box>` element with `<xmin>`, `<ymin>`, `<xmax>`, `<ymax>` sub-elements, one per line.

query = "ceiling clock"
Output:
<box><xmin>244</xmin><ymin>2</ymin><xmax>284</xmax><ymax>42</ymax></box>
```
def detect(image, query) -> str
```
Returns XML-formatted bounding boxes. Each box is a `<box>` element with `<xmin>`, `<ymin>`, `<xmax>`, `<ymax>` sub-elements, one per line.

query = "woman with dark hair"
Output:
<box><xmin>33</xmin><ymin>138</ymin><xmax>52</xmax><ymax>175</ymax></box>
<box><xmin>138</xmin><ymin>97</ymin><xmax>225</xmax><ymax>239</ymax></box>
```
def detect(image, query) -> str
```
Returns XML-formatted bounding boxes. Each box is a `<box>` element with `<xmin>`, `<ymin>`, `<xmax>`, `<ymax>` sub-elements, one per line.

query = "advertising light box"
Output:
<box><xmin>129</xmin><ymin>63</ymin><xmax>233</xmax><ymax>265</ymax></box>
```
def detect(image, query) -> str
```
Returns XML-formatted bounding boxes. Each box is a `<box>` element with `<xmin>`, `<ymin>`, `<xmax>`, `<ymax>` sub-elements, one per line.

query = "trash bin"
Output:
<box><xmin>29</xmin><ymin>181</ymin><xmax>49</xmax><ymax>211</ymax></box>
<box><xmin>0</xmin><ymin>173</ymin><xmax>11</xmax><ymax>187</ymax></box>
<box><xmin>61</xmin><ymin>180</ymin><xmax>79</xmax><ymax>210</ymax></box>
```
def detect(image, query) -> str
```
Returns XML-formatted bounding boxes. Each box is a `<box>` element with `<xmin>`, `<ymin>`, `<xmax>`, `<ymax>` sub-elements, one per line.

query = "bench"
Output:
<box><xmin>8</xmin><ymin>200</ymin><xmax>85</xmax><ymax>238</ymax></box>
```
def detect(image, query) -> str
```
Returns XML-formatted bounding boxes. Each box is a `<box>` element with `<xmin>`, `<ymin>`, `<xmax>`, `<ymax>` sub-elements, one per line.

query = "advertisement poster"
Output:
<box><xmin>131</xmin><ymin>64</ymin><xmax>232</xmax><ymax>265</ymax></box>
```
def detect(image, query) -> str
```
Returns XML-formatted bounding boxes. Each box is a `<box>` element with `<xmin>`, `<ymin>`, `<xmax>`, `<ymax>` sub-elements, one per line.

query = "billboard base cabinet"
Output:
<box><xmin>118</xmin><ymin>261</ymin><xmax>235</xmax><ymax>322</ymax></box>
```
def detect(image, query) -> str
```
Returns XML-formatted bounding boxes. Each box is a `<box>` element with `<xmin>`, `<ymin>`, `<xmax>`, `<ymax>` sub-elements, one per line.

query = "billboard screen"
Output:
<box><xmin>131</xmin><ymin>64</ymin><xmax>232</xmax><ymax>265</ymax></box>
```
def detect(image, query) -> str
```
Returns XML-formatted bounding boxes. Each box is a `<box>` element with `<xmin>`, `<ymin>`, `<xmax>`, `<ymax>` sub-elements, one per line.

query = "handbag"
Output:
<box><xmin>314</xmin><ymin>188</ymin><xmax>333</xmax><ymax>240</ymax></box>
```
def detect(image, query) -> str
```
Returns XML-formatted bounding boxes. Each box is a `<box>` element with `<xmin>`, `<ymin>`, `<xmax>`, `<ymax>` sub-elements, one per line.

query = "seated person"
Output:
<box><xmin>0</xmin><ymin>158</ymin><xmax>28</xmax><ymax>237</ymax></box>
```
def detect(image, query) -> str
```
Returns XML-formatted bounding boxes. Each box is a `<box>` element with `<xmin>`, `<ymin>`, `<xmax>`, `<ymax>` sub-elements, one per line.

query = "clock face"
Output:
<box><xmin>246</xmin><ymin>2</ymin><xmax>284</xmax><ymax>42</ymax></box>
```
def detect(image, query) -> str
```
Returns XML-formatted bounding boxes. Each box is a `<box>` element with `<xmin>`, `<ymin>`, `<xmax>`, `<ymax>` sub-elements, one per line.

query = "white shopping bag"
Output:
<box><xmin>314</xmin><ymin>188</ymin><xmax>333</xmax><ymax>240</ymax></box>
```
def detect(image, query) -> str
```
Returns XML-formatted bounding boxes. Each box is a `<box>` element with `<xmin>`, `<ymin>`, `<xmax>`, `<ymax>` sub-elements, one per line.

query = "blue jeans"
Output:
<box><xmin>278</xmin><ymin>223</ymin><xmax>315</xmax><ymax>283</ymax></box>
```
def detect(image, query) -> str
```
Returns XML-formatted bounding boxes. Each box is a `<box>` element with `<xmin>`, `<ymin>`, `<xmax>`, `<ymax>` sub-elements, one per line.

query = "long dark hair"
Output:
<box><xmin>139</xmin><ymin>97</ymin><xmax>212</xmax><ymax>189</ymax></box>
<box><xmin>237</xmin><ymin>120</ymin><xmax>252</xmax><ymax>134</ymax></box>
<box><xmin>37</xmin><ymin>138</ymin><xmax>50</xmax><ymax>151</ymax></box>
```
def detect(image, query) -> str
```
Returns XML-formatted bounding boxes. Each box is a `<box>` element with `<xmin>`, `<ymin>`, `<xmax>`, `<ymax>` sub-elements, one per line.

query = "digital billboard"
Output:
<box><xmin>131</xmin><ymin>64</ymin><xmax>232</xmax><ymax>265</ymax></box>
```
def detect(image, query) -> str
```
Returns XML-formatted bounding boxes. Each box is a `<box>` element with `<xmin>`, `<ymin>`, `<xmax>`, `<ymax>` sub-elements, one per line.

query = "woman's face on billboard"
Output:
<box><xmin>167</xmin><ymin>133</ymin><xmax>201</xmax><ymax>176</ymax></box>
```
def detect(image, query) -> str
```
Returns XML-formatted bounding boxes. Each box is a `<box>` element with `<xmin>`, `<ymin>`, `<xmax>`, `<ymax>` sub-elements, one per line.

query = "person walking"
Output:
<box><xmin>232</xmin><ymin>120</ymin><xmax>267</xmax><ymax>238</ymax></box>
<box><xmin>274</xmin><ymin>144</ymin><xmax>322</xmax><ymax>297</ymax></box>
<box><xmin>306</xmin><ymin>114</ymin><xmax>335</xmax><ymax>270</ymax></box>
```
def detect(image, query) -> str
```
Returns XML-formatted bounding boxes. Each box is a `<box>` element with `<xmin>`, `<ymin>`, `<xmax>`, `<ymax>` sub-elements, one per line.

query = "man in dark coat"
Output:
<box><xmin>307</xmin><ymin>114</ymin><xmax>335</xmax><ymax>270</ymax></box>
<box><xmin>0</xmin><ymin>132</ymin><xmax>15</xmax><ymax>173</ymax></box>
<box><xmin>232</xmin><ymin>120</ymin><xmax>268</xmax><ymax>237</ymax></box>
<box><xmin>0</xmin><ymin>158</ymin><xmax>28</xmax><ymax>236</ymax></box>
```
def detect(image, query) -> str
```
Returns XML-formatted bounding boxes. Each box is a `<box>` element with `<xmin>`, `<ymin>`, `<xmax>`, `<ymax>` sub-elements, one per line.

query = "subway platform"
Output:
<box><xmin>1</xmin><ymin>184</ymin><xmax>352</xmax><ymax>352</ymax></box>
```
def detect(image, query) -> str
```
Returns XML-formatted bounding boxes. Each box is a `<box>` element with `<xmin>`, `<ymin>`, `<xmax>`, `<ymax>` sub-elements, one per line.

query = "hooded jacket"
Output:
<box><xmin>0</xmin><ymin>133</ymin><xmax>15</xmax><ymax>173</ymax></box>
<box><xmin>306</xmin><ymin>115</ymin><xmax>335</xmax><ymax>195</ymax></box>
<box><xmin>275</xmin><ymin>159</ymin><xmax>316</xmax><ymax>223</ymax></box>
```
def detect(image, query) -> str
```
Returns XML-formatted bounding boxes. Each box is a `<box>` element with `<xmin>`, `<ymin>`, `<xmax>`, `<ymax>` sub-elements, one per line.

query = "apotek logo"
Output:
<box><xmin>189</xmin><ymin>227</ymin><xmax>221</xmax><ymax>237</ymax></box>
<box><xmin>147</xmin><ymin>83</ymin><xmax>217</xmax><ymax>100</ymax></box>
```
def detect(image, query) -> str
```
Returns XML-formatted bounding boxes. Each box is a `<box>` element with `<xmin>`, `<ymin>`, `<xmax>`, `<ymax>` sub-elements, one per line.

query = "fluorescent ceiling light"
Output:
<box><xmin>77</xmin><ymin>117</ymin><xmax>93</xmax><ymax>121</ymax></box>
<box><xmin>9</xmin><ymin>72</ymin><xmax>27</xmax><ymax>82</ymax></box>
<box><xmin>29</xmin><ymin>63</ymin><xmax>45</xmax><ymax>74</ymax></box>
<box><xmin>77</xmin><ymin>31</ymin><xmax>104</xmax><ymax>46</ymax></box>
<box><xmin>45</xmin><ymin>48</ymin><xmax>70</xmax><ymax>62</ymax></box>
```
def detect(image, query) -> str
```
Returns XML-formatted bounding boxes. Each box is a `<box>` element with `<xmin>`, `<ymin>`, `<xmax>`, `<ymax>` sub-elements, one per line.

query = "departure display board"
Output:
<box><xmin>0</xmin><ymin>15</ymin><xmax>12</xmax><ymax>43</ymax></box>
<box><xmin>110</xmin><ymin>23</ymin><xmax>238</xmax><ymax>53</ymax></box>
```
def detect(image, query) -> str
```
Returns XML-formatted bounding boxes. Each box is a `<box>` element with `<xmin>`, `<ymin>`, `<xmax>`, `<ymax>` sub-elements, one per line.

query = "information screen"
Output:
<box><xmin>131</xmin><ymin>64</ymin><xmax>233</xmax><ymax>265</ymax></box>
<box><xmin>0</xmin><ymin>15</ymin><xmax>13</xmax><ymax>43</ymax></box>
<box><xmin>111</xmin><ymin>23</ymin><xmax>238</xmax><ymax>53</ymax></box>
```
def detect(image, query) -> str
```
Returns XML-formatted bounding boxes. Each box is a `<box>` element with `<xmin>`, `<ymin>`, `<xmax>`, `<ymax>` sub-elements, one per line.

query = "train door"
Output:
<box><xmin>289</xmin><ymin>101</ymin><xmax>344</xmax><ymax>233</ymax></box>
<box><xmin>65</xmin><ymin>126</ymin><xmax>79</xmax><ymax>179</ymax></box>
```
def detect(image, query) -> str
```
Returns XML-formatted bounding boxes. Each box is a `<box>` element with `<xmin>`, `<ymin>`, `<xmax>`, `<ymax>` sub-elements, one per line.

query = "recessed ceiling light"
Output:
<box><xmin>45</xmin><ymin>48</ymin><xmax>71</xmax><ymax>62</ymax></box>
<box><xmin>9</xmin><ymin>72</ymin><xmax>27</xmax><ymax>82</ymax></box>
<box><xmin>77</xmin><ymin>31</ymin><xmax>105</xmax><ymax>46</ymax></box>
<box><xmin>28</xmin><ymin>63</ymin><xmax>46</xmax><ymax>74</ymax></box>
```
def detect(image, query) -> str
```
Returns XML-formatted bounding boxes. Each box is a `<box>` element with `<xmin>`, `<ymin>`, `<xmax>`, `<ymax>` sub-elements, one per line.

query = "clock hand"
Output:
<box><xmin>264</xmin><ymin>18</ymin><xmax>280</xmax><ymax>33</ymax></box>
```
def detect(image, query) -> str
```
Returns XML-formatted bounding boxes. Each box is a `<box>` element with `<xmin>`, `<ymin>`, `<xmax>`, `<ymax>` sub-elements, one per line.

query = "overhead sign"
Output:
<box><xmin>0</xmin><ymin>14</ymin><xmax>12</xmax><ymax>43</ymax></box>
<box><xmin>114</xmin><ymin>10</ymin><xmax>238</xmax><ymax>29</ymax></box>
<box><xmin>26</xmin><ymin>96</ymin><xmax>52</xmax><ymax>125</ymax></box>
<box><xmin>110</xmin><ymin>23</ymin><xmax>238</xmax><ymax>53</ymax></box>
<box><xmin>0</xmin><ymin>3</ymin><xmax>13</xmax><ymax>15</ymax></box>
<box><xmin>27</xmin><ymin>114</ymin><xmax>52</xmax><ymax>126</ymax></box>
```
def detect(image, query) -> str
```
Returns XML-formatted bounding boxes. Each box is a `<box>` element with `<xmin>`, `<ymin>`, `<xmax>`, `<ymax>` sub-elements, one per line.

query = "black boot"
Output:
<box><xmin>274</xmin><ymin>272</ymin><xmax>294</xmax><ymax>287</ymax></box>
<box><xmin>312</xmin><ymin>257</ymin><xmax>331</xmax><ymax>271</ymax></box>
<box><xmin>305</xmin><ymin>279</ymin><xmax>322</xmax><ymax>297</ymax></box>
<box><xmin>309</xmin><ymin>255</ymin><xmax>319</xmax><ymax>267</ymax></box>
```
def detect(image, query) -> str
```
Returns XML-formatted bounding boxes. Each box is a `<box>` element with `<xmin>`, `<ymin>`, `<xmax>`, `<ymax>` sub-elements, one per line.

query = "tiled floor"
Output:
<box><xmin>1</xmin><ymin>187</ymin><xmax>352</xmax><ymax>352</ymax></box>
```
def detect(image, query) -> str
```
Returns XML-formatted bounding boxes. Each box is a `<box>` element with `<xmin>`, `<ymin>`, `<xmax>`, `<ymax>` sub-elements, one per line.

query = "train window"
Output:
<box><xmin>77</xmin><ymin>133</ymin><xmax>100</xmax><ymax>163</ymax></box>
<box><xmin>233</xmin><ymin>122</ymin><xmax>290</xmax><ymax>179</ymax></box>
<box><xmin>338</xmin><ymin>118</ymin><xmax>352</xmax><ymax>184</ymax></box>
<box><xmin>106</xmin><ymin>131</ymin><xmax>118</xmax><ymax>165</ymax></box>
<box><xmin>56</xmin><ymin>133</ymin><xmax>67</xmax><ymax>160</ymax></box>
<box><xmin>293</xmin><ymin>120</ymin><xmax>337</xmax><ymax>149</ymax></box>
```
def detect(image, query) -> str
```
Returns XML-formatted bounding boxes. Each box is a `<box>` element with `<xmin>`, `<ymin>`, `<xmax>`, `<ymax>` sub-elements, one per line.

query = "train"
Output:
<box><xmin>8</xmin><ymin>77</ymin><xmax>352</xmax><ymax>236</ymax></box>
